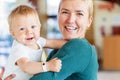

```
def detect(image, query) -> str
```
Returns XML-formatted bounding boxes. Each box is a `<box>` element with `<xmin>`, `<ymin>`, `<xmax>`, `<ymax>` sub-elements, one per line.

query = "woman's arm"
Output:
<box><xmin>16</xmin><ymin>57</ymin><xmax>62</xmax><ymax>74</ymax></box>
<box><xmin>30</xmin><ymin>39</ymin><xmax>98</xmax><ymax>80</ymax></box>
<box><xmin>30</xmin><ymin>39</ymin><xmax>80</xmax><ymax>80</ymax></box>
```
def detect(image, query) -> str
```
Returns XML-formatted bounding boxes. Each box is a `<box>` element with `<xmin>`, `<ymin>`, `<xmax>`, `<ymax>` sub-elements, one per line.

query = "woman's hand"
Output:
<box><xmin>0</xmin><ymin>67</ymin><xmax>16</xmax><ymax>80</ymax></box>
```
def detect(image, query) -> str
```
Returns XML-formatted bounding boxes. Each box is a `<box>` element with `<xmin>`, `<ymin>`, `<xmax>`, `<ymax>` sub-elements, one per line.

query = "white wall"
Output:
<box><xmin>16</xmin><ymin>0</ymin><xmax>28</xmax><ymax>4</ymax></box>
<box><xmin>94</xmin><ymin>1</ymin><xmax>120</xmax><ymax>57</ymax></box>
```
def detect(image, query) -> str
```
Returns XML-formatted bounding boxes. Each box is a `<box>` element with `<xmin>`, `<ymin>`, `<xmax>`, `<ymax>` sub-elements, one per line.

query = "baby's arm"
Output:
<box><xmin>45</xmin><ymin>39</ymin><xmax>67</xmax><ymax>49</ymax></box>
<box><xmin>16</xmin><ymin>57</ymin><xmax>62</xmax><ymax>74</ymax></box>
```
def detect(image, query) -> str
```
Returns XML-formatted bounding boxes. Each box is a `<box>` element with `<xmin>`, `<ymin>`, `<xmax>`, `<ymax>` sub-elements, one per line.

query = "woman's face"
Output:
<box><xmin>58</xmin><ymin>0</ymin><xmax>93</xmax><ymax>40</ymax></box>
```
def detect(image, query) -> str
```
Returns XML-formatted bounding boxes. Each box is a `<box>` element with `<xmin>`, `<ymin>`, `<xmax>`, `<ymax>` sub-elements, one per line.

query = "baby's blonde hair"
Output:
<box><xmin>8</xmin><ymin>5</ymin><xmax>41</xmax><ymax>30</ymax></box>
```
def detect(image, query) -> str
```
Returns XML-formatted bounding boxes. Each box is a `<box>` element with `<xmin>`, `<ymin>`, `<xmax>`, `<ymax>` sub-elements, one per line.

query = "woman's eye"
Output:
<box><xmin>77</xmin><ymin>13</ymin><xmax>83</xmax><ymax>16</ymax></box>
<box><xmin>62</xmin><ymin>11</ymin><xmax>68</xmax><ymax>14</ymax></box>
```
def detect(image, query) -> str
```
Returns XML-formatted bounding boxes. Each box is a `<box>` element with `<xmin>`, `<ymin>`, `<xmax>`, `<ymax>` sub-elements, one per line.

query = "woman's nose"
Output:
<box><xmin>67</xmin><ymin>13</ymin><xmax>76</xmax><ymax>23</ymax></box>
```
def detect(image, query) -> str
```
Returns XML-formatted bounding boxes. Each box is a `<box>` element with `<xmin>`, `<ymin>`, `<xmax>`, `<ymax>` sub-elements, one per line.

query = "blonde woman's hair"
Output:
<box><xmin>58</xmin><ymin>0</ymin><xmax>94</xmax><ymax>17</ymax></box>
<box><xmin>8</xmin><ymin>5</ymin><xmax>41</xmax><ymax>29</ymax></box>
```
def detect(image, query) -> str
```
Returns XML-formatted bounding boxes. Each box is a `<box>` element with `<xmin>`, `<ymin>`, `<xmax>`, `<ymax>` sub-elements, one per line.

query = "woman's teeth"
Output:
<box><xmin>65</xmin><ymin>26</ymin><xmax>77</xmax><ymax>30</ymax></box>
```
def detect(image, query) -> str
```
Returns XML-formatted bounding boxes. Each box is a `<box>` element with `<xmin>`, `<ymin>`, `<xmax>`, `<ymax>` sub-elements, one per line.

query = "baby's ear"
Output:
<box><xmin>10</xmin><ymin>29</ymin><xmax>15</xmax><ymax>38</ymax></box>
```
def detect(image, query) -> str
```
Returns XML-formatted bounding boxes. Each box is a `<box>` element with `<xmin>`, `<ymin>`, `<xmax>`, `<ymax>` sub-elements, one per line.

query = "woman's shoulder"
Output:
<box><xmin>61</xmin><ymin>38</ymin><xmax>95</xmax><ymax>53</ymax></box>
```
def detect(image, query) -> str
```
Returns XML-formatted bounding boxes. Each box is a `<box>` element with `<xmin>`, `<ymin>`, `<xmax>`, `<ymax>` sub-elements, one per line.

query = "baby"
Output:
<box><xmin>3</xmin><ymin>5</ymin><xmax>66</xmax><ymax>80</ymax></box>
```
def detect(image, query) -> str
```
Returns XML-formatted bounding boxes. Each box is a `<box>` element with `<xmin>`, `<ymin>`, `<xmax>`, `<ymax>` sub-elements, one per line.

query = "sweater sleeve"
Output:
<box><xmin>30</xmin><ymin>38</ymin><xmax>95</xmax><ymax>80</ymax></box>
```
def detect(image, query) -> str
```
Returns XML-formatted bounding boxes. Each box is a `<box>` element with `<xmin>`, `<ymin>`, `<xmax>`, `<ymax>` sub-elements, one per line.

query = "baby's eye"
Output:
<box><xmin>31</xmin><ymin>25</ymin><xmax>36</xmax><ymax>29</ymax></box>
<box><xmin>20</xmin><ymin>27</ymin><xmax>24</xmax><ymax>30</ymax></box>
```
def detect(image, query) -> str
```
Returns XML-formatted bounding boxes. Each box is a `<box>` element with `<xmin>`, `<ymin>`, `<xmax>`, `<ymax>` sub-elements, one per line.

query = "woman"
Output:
<box><xmin>0</xmin><ymin>0</ymin><xmax>98</xmax><ymax>80</ymax></box>
<box><xmin>30</xmin><ymin>0</ymin><xmax>98</xmax><ymax>80</ymax></box>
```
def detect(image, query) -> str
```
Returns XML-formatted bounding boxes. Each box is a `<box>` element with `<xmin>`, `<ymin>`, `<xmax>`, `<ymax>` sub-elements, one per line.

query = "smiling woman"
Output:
<box><xmin>30</xmin><ymin>0</ymin><xmax>98</xmax><ymax>80</ymax></box>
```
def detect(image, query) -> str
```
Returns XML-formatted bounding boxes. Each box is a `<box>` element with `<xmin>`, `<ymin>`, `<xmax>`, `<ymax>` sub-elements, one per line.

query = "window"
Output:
<box><xmin>46</xmin><ymin>0</ymin><xmax>63</xmax><ymax>53</ymax></box>
<box><xmin>0</xmin><ymin>0</ymin><xmax>16</xmax><ymax>69</ymax></box>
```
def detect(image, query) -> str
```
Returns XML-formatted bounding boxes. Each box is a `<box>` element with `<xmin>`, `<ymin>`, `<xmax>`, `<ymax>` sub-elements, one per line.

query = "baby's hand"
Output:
<box><xmin>46</xmin><ymin>58</ymin><xmax>62</xmax><ymax>72</ymax></box>
<box><xmin>0</xmin><ymin>67</ymin><xmax>15</xmax><ymax>80</ymax></box>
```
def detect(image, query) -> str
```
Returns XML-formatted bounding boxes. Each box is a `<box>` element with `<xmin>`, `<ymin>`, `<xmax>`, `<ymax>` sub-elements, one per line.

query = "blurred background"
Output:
<box><xmin>0</xmin><ymin>0</ymin><xmax>120</xmax><ymax>80</ymax></box>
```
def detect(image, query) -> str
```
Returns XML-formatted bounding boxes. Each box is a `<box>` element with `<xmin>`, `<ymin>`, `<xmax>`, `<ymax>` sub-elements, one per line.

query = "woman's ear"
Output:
<box><xmin>88</xmin><ymin>16</ymin><xmax>93</xmax><ymax>28</ymax></box>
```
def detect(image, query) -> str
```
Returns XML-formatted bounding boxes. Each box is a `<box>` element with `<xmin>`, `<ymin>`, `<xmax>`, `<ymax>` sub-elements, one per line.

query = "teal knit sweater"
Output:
<box><xmin>30</xmin><ymin>38</ymin><xmax>98</xmax><ymax>80</ymax></box>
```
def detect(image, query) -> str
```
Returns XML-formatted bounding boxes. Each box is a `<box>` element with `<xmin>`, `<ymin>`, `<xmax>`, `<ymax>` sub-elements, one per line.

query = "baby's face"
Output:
<box><xmin>10</xmin><ymin>15</ymin><xmax>41</xmax><ymax>47</ymax></box>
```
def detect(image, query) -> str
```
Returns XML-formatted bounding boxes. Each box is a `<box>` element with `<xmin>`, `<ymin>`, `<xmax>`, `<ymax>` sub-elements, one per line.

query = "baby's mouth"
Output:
<box><xmin>26</xmin><ymin>37</ymin><xmax>34</xmax><ymax>40</ymax></box>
